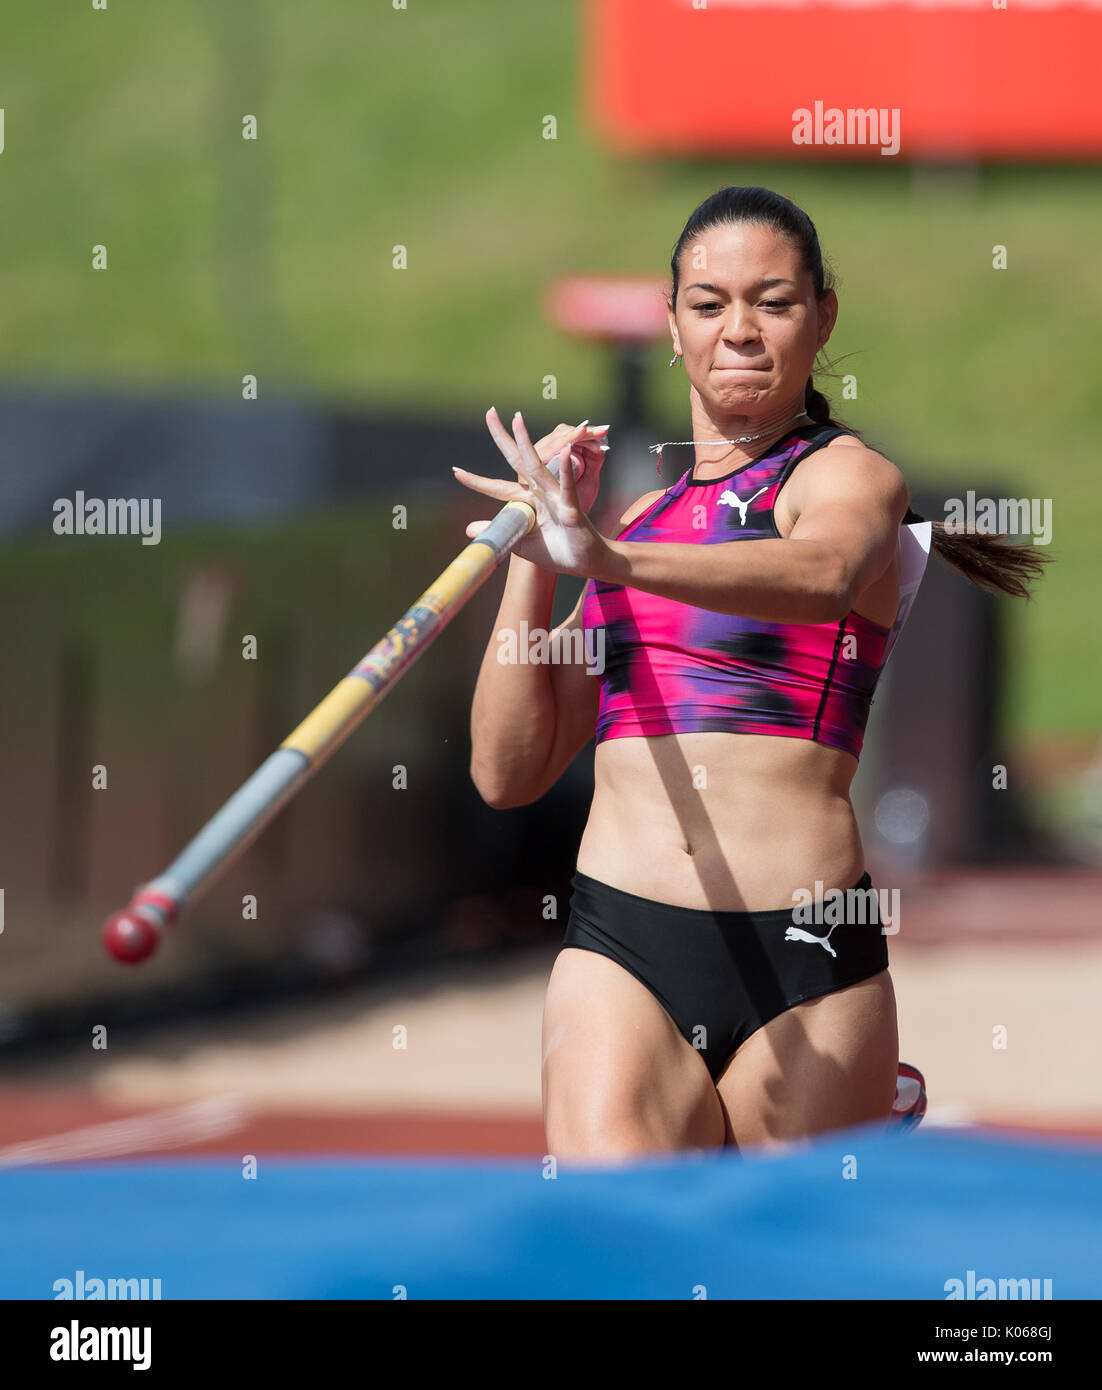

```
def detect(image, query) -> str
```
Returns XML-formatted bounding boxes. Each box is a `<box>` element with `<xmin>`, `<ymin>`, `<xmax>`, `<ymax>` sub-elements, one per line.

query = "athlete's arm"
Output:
<box><xmin>591</xmin><ymin>446</ymin><xmax>907</xmax><ymax>625</ymax></box>
<box><xmin>469</xmin><ymin>489</ymin><xmax>663</xmax><ymax>808</ymax></box>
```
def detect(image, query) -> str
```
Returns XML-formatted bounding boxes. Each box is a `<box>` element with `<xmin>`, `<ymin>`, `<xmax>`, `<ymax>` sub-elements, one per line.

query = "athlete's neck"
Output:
<box><xmin>690</xmin><ymin>404</ymin><xmax>812</xmax><ymax>480</ymax></box>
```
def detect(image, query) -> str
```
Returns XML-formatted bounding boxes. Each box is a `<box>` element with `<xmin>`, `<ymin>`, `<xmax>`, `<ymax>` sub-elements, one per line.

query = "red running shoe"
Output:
<box><xmin>890</xmin><ymin>1062</ymin><xmax>927</xmax><ymax>1132</ymax></box>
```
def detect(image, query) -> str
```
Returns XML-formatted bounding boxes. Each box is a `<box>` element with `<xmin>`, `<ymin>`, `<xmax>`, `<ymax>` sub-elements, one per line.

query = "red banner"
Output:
<box><xmin>582</xmin><ymin>0</ymin><xmax>1102</xmax><ymax>159</ymax></box>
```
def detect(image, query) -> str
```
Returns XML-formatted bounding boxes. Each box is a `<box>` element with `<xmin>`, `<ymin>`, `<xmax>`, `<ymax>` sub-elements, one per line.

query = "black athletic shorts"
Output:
<box><xmin>561</xmin><ymin>869</ymin><xmax>891</xmax><ymax>1083</ymax></box>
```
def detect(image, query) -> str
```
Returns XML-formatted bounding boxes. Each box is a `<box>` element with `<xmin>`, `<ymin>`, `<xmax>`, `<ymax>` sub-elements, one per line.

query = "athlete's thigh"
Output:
<box><xmin>542</xmin><ymin>947</ymin><xmax>726</xmax><ymax>1162</ymax></box>
<box><xmin>715</xmin><ymin>970</ymin><xmax>898</xmax><ymax>1150</ymax></box>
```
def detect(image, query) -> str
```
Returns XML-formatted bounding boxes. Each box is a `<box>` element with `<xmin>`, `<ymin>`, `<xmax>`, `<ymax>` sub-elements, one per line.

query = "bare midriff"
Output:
<box><xmin>574</xmin><ymin>730</ymin><xmax>865</xmax><ymax>912</ymax></box>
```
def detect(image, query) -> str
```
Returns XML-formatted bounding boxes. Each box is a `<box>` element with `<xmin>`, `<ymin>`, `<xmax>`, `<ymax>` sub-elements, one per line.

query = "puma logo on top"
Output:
<box><xmin>717</xmin><ymin>485</ymin><xmax>768</xmax><ymax>525</ymax></box>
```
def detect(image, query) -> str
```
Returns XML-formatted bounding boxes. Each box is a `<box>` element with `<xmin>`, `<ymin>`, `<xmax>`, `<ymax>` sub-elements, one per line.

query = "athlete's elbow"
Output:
<box><xmin>816</xmin><ymin>591</ymin><xmax>855</xmax><ymax>625</ymax></box>
<box><xmin>478</xmin><ymin>786</ymin><xmax>534</xmax><ymax>811</ymax></box>
<box><xmin>470</xmin><ymin>765</ymin><xmax>515</xmax><ymax>809</ymax></box>
<box><xmin>814</xmin><ymin>555</ymin><xmax>857</xmax><ymax>623</ymax></box>
<box><xmin>469</xmin><ymin>760</ymin><xmax>539</xmax><ymax>810</ymax></box>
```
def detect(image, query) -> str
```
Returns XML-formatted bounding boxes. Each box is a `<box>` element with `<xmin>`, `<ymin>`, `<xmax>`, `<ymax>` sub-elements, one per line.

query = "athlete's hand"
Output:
<box><xmin>530</xmin><ymin>417</ymin><xmax>608</xmax><ymax>515</ymax></box>
<box><xmin>452</xmin><ymin>408</ymin><xmax>612</xmax><ymax>577</ymax></box>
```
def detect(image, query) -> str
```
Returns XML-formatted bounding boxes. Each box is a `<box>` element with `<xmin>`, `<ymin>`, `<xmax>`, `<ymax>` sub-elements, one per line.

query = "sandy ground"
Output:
<box><xmin>14</xmin><ymin>936</ymin><xmax>1102</xmax><ymax>1132</ymax></box>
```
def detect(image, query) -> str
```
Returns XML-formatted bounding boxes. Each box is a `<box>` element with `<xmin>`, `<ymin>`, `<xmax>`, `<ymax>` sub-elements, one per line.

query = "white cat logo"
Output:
<box><xmin>784</xmin><ymin>924</ymin><xmax>840</xmax><ymax>958</ymax></box>
<box><xmin>717</xmin><ymin>484</ymin><xmax>768</xmax><ymax>525</ymax></box>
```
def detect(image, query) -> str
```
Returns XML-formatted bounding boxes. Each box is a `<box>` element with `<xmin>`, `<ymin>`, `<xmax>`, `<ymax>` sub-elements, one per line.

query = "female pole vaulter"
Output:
<box><xmin>454</xmin><ymin>187</ymin><xmax>1046</xmax><ymax>1162</ymax></box>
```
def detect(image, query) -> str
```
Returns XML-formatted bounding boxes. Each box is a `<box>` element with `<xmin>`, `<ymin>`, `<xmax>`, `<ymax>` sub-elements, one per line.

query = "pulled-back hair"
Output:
<box><xmin>667</xmin><ymin>187</ymin><xmax>1048</xmax><ymax>597</ymax></box>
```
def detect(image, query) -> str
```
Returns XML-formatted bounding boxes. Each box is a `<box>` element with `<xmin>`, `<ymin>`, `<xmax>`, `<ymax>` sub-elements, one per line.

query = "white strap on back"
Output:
<box><xmin>882</xmin><ymin>521</ymin><xmax>932</xmax><ymax>664</ymax></box>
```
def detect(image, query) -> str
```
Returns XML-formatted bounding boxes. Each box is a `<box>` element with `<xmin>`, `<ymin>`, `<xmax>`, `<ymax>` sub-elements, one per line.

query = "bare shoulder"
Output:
<box><xmin>774</xmin><ymin>432</ymin><xmax>909</xmax><ymax>534</ymax></box>
<box><xmin>618</xmin><ymin>488</ymin><xmax>667</xmax><ymax>528</ymax></box>
<box><xmin>813</xmin><ymin>433</ymin><xmax>907</xmax><ymax>494</ymax></box>
<box><xmin>785</xmin><ymin>433</ymin><xmax>908</xmax><ymax>515</ymax></box>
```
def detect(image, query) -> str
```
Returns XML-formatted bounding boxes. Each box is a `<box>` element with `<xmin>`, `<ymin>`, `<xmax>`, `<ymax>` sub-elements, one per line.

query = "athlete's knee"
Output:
<box><xmin>546</xmin><ymin>1086</ymin><xmax>725</xmax><ymax>1162</ymax></box>
<box><xmin>545</xmin><ymin>1125</ymin><xmax>665</xmax><ymax>1167</ymax></box>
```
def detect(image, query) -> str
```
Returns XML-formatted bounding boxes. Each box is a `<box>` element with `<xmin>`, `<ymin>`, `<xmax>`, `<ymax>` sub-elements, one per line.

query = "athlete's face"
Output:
<box><xmin>667</xmin><ymin>221</ymin><xmax>837</xmax><ymax>419</ymax></box>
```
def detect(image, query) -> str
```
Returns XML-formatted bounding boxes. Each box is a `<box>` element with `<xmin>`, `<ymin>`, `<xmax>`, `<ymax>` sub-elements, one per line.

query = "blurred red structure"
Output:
<box><xmin>583</xmin><ymin>0</ymin><xmax>1102</xmax><ymax>160</ymax></box>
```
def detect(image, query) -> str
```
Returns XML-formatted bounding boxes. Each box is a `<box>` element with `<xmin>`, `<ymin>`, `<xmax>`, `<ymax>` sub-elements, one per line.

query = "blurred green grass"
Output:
<box><xmin>0</xmin><ymin>1</ymin><xmax>1097</xmax><ymax>737</ymax></box>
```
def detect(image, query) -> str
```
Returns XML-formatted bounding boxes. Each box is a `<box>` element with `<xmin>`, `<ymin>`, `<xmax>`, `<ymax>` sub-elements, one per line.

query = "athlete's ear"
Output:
<box><xmin>816</xmin><ymin>289</ymin><xmax>839</xmax><ymax>348</ymax></box>
<box><xmin>666</xmin><ymin>302</ymin><xmax>681</xmax><ymax>358</ymax></box>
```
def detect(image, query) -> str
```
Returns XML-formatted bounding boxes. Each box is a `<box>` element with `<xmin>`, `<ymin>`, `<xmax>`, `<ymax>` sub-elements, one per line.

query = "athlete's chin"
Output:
<box><xmin>703</xmin><ymin>381</ymin><xmax>772</xmax><ymax>409</ymax></box>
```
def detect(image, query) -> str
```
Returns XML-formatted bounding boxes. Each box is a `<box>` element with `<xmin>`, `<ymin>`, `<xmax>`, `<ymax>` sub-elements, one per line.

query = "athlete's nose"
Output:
<box><xmin>721</xmin><ymin>301</ymin><xmax>761</xmax><ymax>346</ymax></box>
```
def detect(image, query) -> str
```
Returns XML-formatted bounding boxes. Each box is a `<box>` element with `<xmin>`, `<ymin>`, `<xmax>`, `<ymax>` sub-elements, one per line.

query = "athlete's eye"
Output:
<box><xmin>693</xmin><ymin>300</ymin><xmax>790</xmax><ymax>314</ymax></box>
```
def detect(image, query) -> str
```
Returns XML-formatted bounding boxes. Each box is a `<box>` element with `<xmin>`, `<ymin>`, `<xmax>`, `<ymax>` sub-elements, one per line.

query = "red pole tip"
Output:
<box><xmin>102</xmin><ymin>909</ymin><xmax>159</xmax><ymax>964</ymax></box>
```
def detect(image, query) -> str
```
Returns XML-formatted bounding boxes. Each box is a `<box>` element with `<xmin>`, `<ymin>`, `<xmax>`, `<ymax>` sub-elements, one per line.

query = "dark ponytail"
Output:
<box><xmin>804</xmin><ymin>376</ymin><xmax>837</xmax><ymax>426</ymax></box>
<box><xmin>668</xmin><ymin>186</ymin><xmax>1050</xmax><ymax>599</ymax></box>
<box><xmin>900</xmin><ymin>505</ymin><xmax>1049</xmax><ymax>598</ymax></box>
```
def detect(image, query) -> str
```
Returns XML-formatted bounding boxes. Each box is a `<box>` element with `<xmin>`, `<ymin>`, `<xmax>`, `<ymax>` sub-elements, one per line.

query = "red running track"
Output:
<box><xmin>1</xmin><ymin>1087</ymin><xmax>1099</xmax><ymax>1168</ymax></box>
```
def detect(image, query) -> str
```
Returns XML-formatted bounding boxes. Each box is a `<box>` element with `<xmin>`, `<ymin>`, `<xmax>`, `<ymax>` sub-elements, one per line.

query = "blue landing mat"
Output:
<box><xmin>2</xmin><ymin>1125</ymin><xmax>1098</xmax><ymax>1299</ymax></box>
